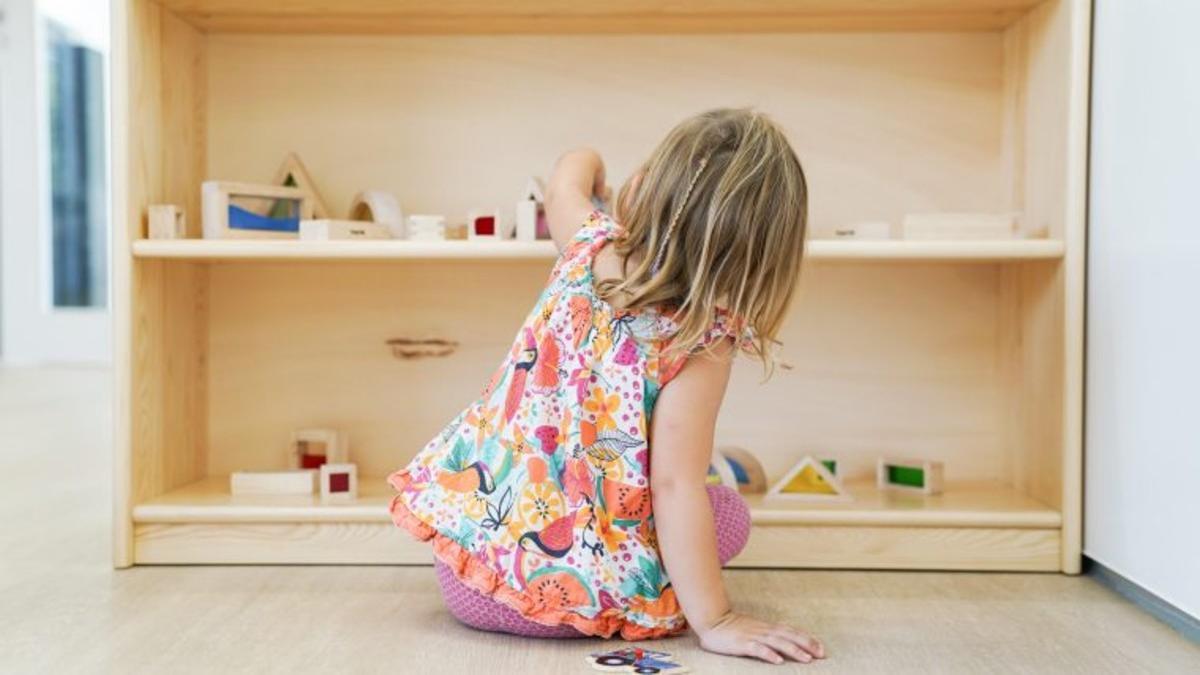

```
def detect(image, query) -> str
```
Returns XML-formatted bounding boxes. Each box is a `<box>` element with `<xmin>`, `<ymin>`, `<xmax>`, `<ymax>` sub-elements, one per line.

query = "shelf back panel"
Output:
<box><xmin>204</xmin><ymin>261</ymin><xmax>1013</xmax><ymax>483</ymax></box>
<box><xmin>204</xmin><ymin>32</ymin><xmax>1010</xmax><ymax>235</ymax></box>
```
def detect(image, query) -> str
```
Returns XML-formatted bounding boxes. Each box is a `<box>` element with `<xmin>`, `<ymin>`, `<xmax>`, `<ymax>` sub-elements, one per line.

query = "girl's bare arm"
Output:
<box><xmin>544</xmin><ymin>148</ymin><xmax>608</xmax><ymax>253</ymax></box>
<box><xmin>650</xmin><ymin>340</ymin><xmax>825</xmax><ymax>665</ymax></box>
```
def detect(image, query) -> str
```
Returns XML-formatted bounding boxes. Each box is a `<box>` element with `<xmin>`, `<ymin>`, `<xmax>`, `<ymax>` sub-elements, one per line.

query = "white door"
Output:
<box><xmin>0</xmin><ymin>0</ymin><xmax>110</xmax><ymax>364</ymax></box>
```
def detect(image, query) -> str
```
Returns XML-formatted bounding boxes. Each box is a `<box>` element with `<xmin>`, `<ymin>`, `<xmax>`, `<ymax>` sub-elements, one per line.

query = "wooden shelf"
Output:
<box><xmin>131</xmin><ymin>238</ymin><xmax>1065</xmax><ymax>263</ymax></box>
<box><xmin>133</xmin><ymin>475</ymin><xmax>1059</xmax><ymax>529</ymax></box>
<box><xmin>747</xmin><ymin>481</ymin><xmax>1060</xmax><ymax>528</ymax></box>
<box><xmin>132</xmin><ymin>239</ymin><xmax>559</xmax><ymax>261</ymax></box>
<box><xmin>157</xmin><ymin>0</ymin><xmax>1043</xmax><ymax>34</ymax></box>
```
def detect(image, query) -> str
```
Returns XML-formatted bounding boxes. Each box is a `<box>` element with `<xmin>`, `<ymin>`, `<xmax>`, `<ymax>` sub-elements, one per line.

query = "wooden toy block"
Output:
<box><xmin>147</xmin><ymin>204</ymin><xmax>186</xmax><ymax>239</ymax></box>
<box><xmin>516</xmin><ymin>176</ymin><xmax>547</xmax><ymax>241</ymax></box>
<box><xmin>201</xmin><ymin>181</ymin><xmax>313</xmax><ymax>239</ymax></box>
<box><xmin>768</xmin><ymin>455</ymin><xmax>851</xmax><ymax>501</ymax></box>
<box><xmin>877</xmin><ymin>457</ymin><xmax>944</xmax><ymax>495</ymax></box>
<box><xmin>901</xmin><ymin>212</ymin><xmax>1018</xmax><ymax>240</ymax></box>
<box><xmin>348</xmin><ymin>190</ymin><xmax>404</xmax><ymax>238</ymax></box>
<box><xmin>831</xmin><ymin>221</ymin><xmax>892</xmax><ymax>240</ymax></box>
<box><xmin>586</xmin><ymin>647</ymin><xmax>689</xmax><ymax>673</ymax></box>
<box><xmin>299</xmin><ymin>219</ymin><xmax>392</xmax><ymax>240</ymax></box>
<box><xmin>320</xmin><ymin>463</ymin><xmax>358</xmax><ymax>503</ymax></box>
<box><xmin>406</xmin><ymin>214</ymin><xmax>446</xmax><ymax>241</ymax></box>
<box><xmin>273</xmin><ymin>152</ymin><xmax>331</xmax><ymax>220</ymax></box>
<box><xmin>467</xmin><ymin>208</ymin><xmax>513</xmax><ymax>240</ymax></box>
<box><xmin>230</xmin><ymin>470</ymin><xmax>317</xmax><ymax>496</ymax></box>
<box><xmin>719</xmin><ymin>446</ymin><xmax>768</xmax><ymax>494</ymax></box>
<box><xmin>289</xmin><ymin>428</ymin><xmax>348</xmax><ymax>470</ymax></box>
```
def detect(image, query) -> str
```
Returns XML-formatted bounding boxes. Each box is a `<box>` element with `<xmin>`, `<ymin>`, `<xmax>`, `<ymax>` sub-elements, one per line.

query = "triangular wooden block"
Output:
<box><xmin>274</xmin><ymin>152</ymin><xmax>331</xmax><ymax>219</ymax></box>
<box><xmin>768</xmin><ymin>455</ymin><xmax>851</xmax><ymax>501</ymax></box>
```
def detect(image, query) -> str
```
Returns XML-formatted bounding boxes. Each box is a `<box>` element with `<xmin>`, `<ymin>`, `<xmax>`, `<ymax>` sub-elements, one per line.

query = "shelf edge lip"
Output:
<box><xmin>131</xmin><ymin>505</ymin><xmax>391</xmax><ymax>524</ymax></box>
<box><xmin>129</xmin><ymin>240</ymin><xmax>560</xmax><ymax>261</ymax></box>
<box><xmin>750</xmin><ymin>510</ymin><xmax>1062</xmax><ymax>529</ymax></box>
<box><xmin>129</xmin><ymin>239</ymin><xmax>1066</xmax><ymax>262</ymax></box>
<box><xmin>132</xmin><ymin>504</ymin><xmax>1062</xmax><ymax>529</ymax></box>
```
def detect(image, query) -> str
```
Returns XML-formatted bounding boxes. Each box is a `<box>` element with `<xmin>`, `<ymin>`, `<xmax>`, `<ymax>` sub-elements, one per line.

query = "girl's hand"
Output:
<box><xmin>697</xmin><ymin>611</ymin><xmax>826</xmax><ymax>665</ymax></box>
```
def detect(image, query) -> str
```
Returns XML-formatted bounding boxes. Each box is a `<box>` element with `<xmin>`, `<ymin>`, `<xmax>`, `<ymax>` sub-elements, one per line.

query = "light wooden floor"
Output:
<box><xmin>1</xmin><ymin>367</ymin><xmax>1196</xmax><ymax>674</ymax></box>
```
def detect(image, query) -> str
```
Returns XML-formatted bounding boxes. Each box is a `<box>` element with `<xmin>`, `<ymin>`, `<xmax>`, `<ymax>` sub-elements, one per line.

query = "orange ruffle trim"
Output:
<box><xmin>387</xmin><ymin>469</ymin><xmax>685</xmax><ymax>641</ymax></box>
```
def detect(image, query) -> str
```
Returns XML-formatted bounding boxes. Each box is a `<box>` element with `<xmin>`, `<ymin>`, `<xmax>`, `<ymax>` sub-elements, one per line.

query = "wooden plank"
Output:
<box><xmin>1057</xmin><ymin>0</ymin><xmax>1091</xmax><ymax>575</ymax></box>
<box><xmin>133</xmin><ymin>475</ymin><xmax>1060</xmax><ymax>529</ymax></box>
<box><xmin>1002</xmin><ymin>0</ymin><xmax>1089</xmax><ymax>573</ymax></box>
<box><xmin>746</xmin><ymin>482</ymin><xmax>1060</xmax><ymax>529</ymax></box>
<box><xmin>113</xmin><ymin>0</ymin><xmax>211</xmax><ymax>568</ymax></box>
<box><xmin>157</xmin><ymin>0</ymin><xmax>1042</xmax><ymax>33</ymax></box>
<box><xmin>110</xmin><ymin>0</ymin><xmax>135</xmax><ymax>568</ymax></box>
<box><xmin>133</xmin><ymin>521</ymin><xmax>1060</xmax><ymax>570</ymax></box>
<box><xmin>134</xmin><ymin>522</ymin><xmax>433</xmax><ymax>564</ymax></box>
<box><xmin>130</xmin><ymin>238</ymin><xmax>1066</xmax><ymax>262</ymax></box>
<box><xmin>134</xmin><ymin>474</ymin><xmax>398</xmax><ymax>524</ymax></box>
<box><xmin>733</xmin><ymin>525</ymin><xmax>1061</xmax><ymax>570</ymax></box>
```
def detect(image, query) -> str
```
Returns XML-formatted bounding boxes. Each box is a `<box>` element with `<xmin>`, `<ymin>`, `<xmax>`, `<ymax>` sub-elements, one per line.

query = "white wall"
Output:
<box><xmin>1086</xmin><ymin>0</ymin><xmax>1200</xmax><ymax>618</ymax></box>
<box><xmin>0</xmin><ymin>0</ymin><xmax>111</xmax><ymax>364</ymax></box>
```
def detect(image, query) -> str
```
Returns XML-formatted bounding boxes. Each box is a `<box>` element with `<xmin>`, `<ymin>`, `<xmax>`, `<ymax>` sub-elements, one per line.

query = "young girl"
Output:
<box><xmin>388</xmin><ymin>108</ymin><xmax>824</xmax><ymax>665</ymax></box>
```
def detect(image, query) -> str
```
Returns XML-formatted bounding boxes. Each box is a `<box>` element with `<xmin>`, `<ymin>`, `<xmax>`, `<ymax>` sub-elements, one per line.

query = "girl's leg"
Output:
<box><xmin>708</xmin><ymin>484</ymin><xmax>752</xmax><ymax>566</ymax></box>
<box><xmin>436</xmin><ymin>484</ymin><xmax>751</xmax><ymax>637</ymax></box>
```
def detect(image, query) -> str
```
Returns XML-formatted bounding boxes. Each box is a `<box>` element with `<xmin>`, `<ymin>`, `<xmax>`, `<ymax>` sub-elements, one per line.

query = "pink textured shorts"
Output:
<box><xmin>434</xmin><ymin>484</ymin><xmax>751</xmax><ymax>638</ymax></box>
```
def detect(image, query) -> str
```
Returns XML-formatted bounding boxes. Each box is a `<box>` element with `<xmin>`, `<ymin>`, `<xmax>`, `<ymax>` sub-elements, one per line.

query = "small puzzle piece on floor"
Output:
<box><xmin>586</xmin><ymin>647</ymin><xmax>691</xmax><ymax>674</ymax></box>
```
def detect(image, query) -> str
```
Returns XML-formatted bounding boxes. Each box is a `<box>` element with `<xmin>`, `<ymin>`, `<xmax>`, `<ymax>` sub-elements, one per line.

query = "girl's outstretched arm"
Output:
<box><xmin>544</xmin><ymin>148</ymin><xmax>608</xmax><ymax>253</ymax></box>
<box><xmin>650</xmin><ymin>340</ymin><xmax>825</xmax><ymax>665</ymax></box>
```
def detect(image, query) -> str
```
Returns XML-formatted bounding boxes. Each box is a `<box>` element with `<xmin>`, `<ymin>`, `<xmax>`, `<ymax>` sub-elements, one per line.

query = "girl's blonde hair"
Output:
<box><xmin>599</xmin><ymin>108</ymin><xmax>808</xmax><ymax>372</ymax></box>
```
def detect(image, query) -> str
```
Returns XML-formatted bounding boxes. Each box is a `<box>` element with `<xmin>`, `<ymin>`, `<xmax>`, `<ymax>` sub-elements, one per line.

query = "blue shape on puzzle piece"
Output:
<box><xmin>726</xmin><ymin>456</ymin><xmax>750</xmax><ymax>484</ymax></box>
<box><xmin>228</xmin><ymin>204</ymin><xmax>299</xmax><ymax>232</ymax></box>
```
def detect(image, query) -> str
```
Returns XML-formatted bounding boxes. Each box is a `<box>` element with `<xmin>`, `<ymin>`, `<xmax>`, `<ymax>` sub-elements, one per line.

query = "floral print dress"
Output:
<box><xmin>387</xmin><ymin>211</ymin><xmax>752</xmax><ymax>640</ymax></box>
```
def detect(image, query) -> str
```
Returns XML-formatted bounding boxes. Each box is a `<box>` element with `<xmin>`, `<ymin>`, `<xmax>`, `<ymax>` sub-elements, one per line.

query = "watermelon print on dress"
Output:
<box><xmin>387</xmin><ymin>211</ymin><xmax>754</xmax><ymax>640</ymax></box>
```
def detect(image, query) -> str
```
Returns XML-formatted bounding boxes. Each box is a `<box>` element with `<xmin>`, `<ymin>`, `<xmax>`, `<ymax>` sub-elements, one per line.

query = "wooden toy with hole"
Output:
<box><xmin>708</xmin><ymin>446</ymin><xmax>767</xmax><ymax>494</ymax></box>
<box><xmin>299</xmin><ymin>219</ymin><xmax>393</xmax><ymax>241</ymax></box>
<box><xmin>406</xmin><ymin>214</ymin><xmax>447</xmax><ymax>241</ymax></box>
<box><xmin>320</xmin><ymin>463</ymin><xmax>358</xmax><ymax>503</ymax></box>
<box><xmin>830</xmin><ymin>220</ymin><xmax>892</xmax><ymax>240</ymax></box>
<box><xmin>302</xmin><ymin>188</ymin><xmax>401</xmax><ymax>240</ymax></box>
<box><xmin>147</xmin><ymin>204</ymin><xmax>186</xmax><ymax>239</ymax></box>
<box><xmin>288</xmin><ymin>428</ymin><xmax>348</xmax><ymax>470</ymax></box>
<box><xmin>718</xmin><ymin>446</ymin><xmax>768</xmax><ymax>494</ymax></box>
<box><xmin>768</xmin><ymin>455</ymin><xmax>850</xmax><ymax>501</ymax></box>
<box><xmin>348</xmin><ymin>189</ymin><xmax>405</xmax><ymax>238</ymax></box>
<box><xmin>467</xmin><ymin>208</ymin><xmax>513</xmax><ymax>240</ymax></box>
<box><xmin>877</xmin><ymin>457</ymin><xmax>944</xmax><ymax>495</ymax></box>
<box><xmin>273</xmin><ymin>152</ymin><xmax>332</xmax><ymax>220</ymax></box>
<box><xmin>202</xmin><ymin>181</ymin><xmax>313</xmax><ymax>239</ymax></box>
<box><xmin>586</xmin><ymin>647</ymin><xmax>690</xmax><ymax>674</ymax></box>
<box><xmin>516</xmin><ymin>176</ymin><xmax>546</xmax><ymax>241</ymax></box>
<box><xmin>706</xmin><ymin>447</ymin><xmax>738</xmax><ymax>489</ymax></box>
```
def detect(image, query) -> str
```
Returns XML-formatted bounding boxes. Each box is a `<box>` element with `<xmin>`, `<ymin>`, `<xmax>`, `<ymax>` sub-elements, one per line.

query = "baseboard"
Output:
<box><xmin>1085</xmin><ymin>556</ymin><xmax>1200</xmax><ymax>645</ymax></box>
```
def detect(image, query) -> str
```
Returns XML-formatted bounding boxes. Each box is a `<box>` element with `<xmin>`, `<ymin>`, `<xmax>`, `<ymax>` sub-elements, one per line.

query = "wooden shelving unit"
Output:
<box><xmin>112</xmin><ymin>0</ymin><xmax>1091</xmax><ymax>571</ymax></box>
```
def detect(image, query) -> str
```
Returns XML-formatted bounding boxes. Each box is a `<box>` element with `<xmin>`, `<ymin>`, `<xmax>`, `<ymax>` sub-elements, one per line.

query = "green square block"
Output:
<box><xmin>886</xmin><ymin>465</ymin><xmax>926</xmax><ymax>488</ymax></box>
